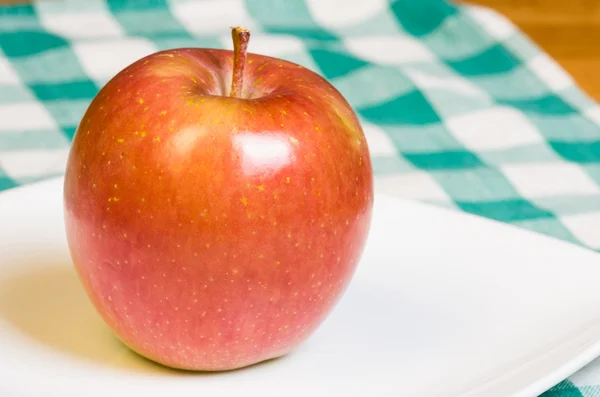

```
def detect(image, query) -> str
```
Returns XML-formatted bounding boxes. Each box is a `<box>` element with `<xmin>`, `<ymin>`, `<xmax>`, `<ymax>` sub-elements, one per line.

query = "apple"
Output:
<box><xmin>63</xmin><ymin>27</ymin><xmax>373</xmax><ymax>371</ymax></box>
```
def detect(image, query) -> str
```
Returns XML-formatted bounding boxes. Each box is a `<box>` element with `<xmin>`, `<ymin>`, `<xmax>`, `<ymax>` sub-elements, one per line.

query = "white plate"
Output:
<box><xmin>1</xmin><ymin>177</ymin><xmax>600</xmax><ymax>397</ymax></box>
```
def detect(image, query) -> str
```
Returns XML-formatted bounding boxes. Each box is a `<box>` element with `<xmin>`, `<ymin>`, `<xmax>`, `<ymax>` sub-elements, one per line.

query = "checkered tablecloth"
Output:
<box><xmin>2</xmin><ymin>0</ymin><xmax>600</xmax><ymax>395</ymax></box>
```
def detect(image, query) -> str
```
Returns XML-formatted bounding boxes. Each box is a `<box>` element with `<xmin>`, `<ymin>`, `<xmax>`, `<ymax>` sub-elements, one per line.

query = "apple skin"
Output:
<box><xmin>63</xmin><ymin>47</ymin><xmax>373</xmax><ymax>371</ymax></box>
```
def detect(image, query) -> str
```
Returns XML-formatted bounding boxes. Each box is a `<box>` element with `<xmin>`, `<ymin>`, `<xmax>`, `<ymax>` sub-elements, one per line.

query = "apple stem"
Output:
<box><xmin>230</xmin><ymin>26</ymin><xmax>250</xmax><ymax>98</ymax></box>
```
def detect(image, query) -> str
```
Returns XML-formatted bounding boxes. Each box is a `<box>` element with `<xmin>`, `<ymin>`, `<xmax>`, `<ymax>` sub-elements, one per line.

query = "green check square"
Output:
<box><xmin>419</xmin><ymin>88</ymin><xmax>493</xmax><ymax>119</ymax></box>
<box><xmin>0</xmin><ymin>5</ymin><xmax>38</xmax><ymax>32</ymax></box>
<box><xmin>0</xmin><ymin>3</ymin><xmax>34</xmax><ymax>15</ymax></box>
<box><xmin>499</xmin><ymin>94</ymin><xmax>576</xmax><ymax>115</ymax></box>
<box><xmin>43</xmin><ymin>99</ymin><xmax>91</xmax><ymax>129</ymax></box>
<box><xmin>0</xmin><ymin>175</ymin><xmax>18</xmax><ymax>191</ymax></box>
<box><xmin>502</xmin><ymin>34</ymin><xmax>541</xmax><ymax>62</ymax></box>
<box><xmin>550</xmin><ymin>141</ymin><xmax>600</xmax><ymax>163</ymax></box>
<box><xmin>310</xmin><ymin>48</ymin><xmax>369</xmax><ymax>79</ymax></box>
<box><xmin>477</xmin><ymin>144</ymin><xmax>562</xmax><ymax>166</ymax></box>
<box><xmin>540</xmin><ymin>380</ymin><xmax>585</xmax><ymax>397</ymax></box>
<box><xmin>0</xmin><ymin>84</ymin><xmax>35</xmax><ymax>104</ymax></box>
<box><xmin>111</xmin><ymin>10</ymin><xmax>191</xmax><ymax>36</ymax></box>
<box><xmin>391</xmin><ymin>0</ymin><xmax>457</xmax><ymax>37</ymax></box>
<box><xmin>420</xmin><ymin>11</ymin><xmax>495</xmax><ymax>59</ymax></box>
<box><xmin>558</xmin><ymin>86</ymin><xmax>598</xmax><ymax>111</ymax></box>
<box><xmin>384</xmin><ymin>123</ymin><xmax>463</xmax><ymax>152</ymax></box>
<box><xmin>246</xmin><ymin>0</ymin><xmax>322</xmax><ymax>28</ymax></box>
<box><xmin>332</xmin><ymin>65</ymin><xmax>414</xmax><ymax>109</ymax></box>
<box><xmin>246</xmin><ymin>0</ymin><xmax>337</xmax><ymax>40</ymax></box>
<box><xmin>456</xmin><ymin>198</ymin><xmax>554</xmax><ymax>222</ymax></box>
<box><xmin>514</xmin><ymin>218</ymin><xmax>579</xmax><ymax>245</ymax></box>
<box><xmin>34</xmin><ymin>0</ymin><xmax>111</xmax><ymax>14</ymax></box>
<box><xmin>277</xmin><ymin>50</ymin><xmax>322</xmax><ymax>73</ymax></box>
<box><xmin>581</xmin><ymin>164</ymin><xmax>600</xmax><ymax>185</ymax></box>
<box><xmin>430</xmin><ymin>167</ymin><xmax>521</xmax><ymax>201</ymax></box>
<box><xmin>0</xmin><ymin>129</ymin><xmax>70</xmax><ymax>151</ymax></box>
<box><xmin>11</xmin><ymin>47</ymin><xmax>91</xmax><ymax>83</ymax></box>
<box><xmin>108</xmin><ymin>0</ymin><xmax>170</xmax><ymax>12</ymax></box>
<box><xmin>447</xmin><ymin>43</ymin><xmax>521</xmax><ymax>76</ymax></box>
<box><xmin>29</xmin><ymin>80</ymin><xmax>98</xmax><ymax>101</ymax></box>
<box><xmin>0</xmin><ymin>17</ymin><xmax>39</xmax><ymax>32</ymax></box>
<box><xmin>533</xmin><ymin>195</ymin><xmax>600</xmax><ymax>216</ymax></box>
<box><xmin>358</xmin><ymin>90</ymin><xmax>442</xmax><ymax>125</ymax></box>
<box><xmin>371</xmin><ymin>155</ymin><xmax>415</xmax><ymax>175</ymax></box>
<box><xmin>469</xmin><ymin>65</ymin><xmax>552</xmax><ymax>100</ymax></box>
<box><xmin>404</xmin><ymin>150</ymin><xmax>484</xmax><ymax>170</ymax></box>
<box><xmin>0</xmin><ymin>31</ymin><xmax>67</xmax><ymax>57</ymax></box>
<box><xmin>528</xmin><ymin>114</ymin><xmax>600</xmax><ymax>141</ymax></box>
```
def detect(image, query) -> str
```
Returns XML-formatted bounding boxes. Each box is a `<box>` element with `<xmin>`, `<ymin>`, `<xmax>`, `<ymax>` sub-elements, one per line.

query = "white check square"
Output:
<box><xmin>172</xmin><ymin>0</ymin><xmax>254</xmax><ymax>35</ymax></box>
<box><xmin>0</xmin><ymin>55</ymin><xmax>20</xmax><ymax>84</ymax></box>
<box><xmin>404</xmin><ymin>68</ymin><xmax>487</xmax><ymax>98</ymax></box>
<box><xmin>306</xmin><ymin>0</ymin><xmax>387</xmax><ymax>28</ymax></box>
<box><xmin>72</xmin><ymin>38</ymin><xmax>157</xmax><ymax>84</ymax></box>
<box><xmin>561</xmin><ymin>211</ymin><xmax>600</xmax><ymax>250</ymax></box>
<box><xmin>584</xmin><ymin>107</ymin><xmax>600</xmax><ymax>127</ymax></box>
<box><xmin>527</xmin><ymin>54</ymin><xmax>574</xmax><ymax>92</ymax></box>
<box><xmin>39</xmin><ymin>12</ymin><xmax>124</xmax><ymax>40</ymax></box>
<box><xmin>501</xmin><ymin>162</ymin><xmax>600</xmax><ymax>198</ymax></box>
<box><xmin>466</xmin><ymin>5</ymin><xmax>516</xmax><ymax>41</ymax></box>
<box><xmin>374</xmin><ymin>171</ymin><xmax>450</xmax><ymax>201</ymax></box>
<box><xmin>0</xmin><ymin>148</ymin><xmax>69</xmax><ymax>179</ymax></box>
<box><xmin>446</xmin><ymin>107</ymin><xmax>543</xmax><ymax>150</ymax></box>
<box><xmin>345</xmin><ymin>36</ymin><xmax>435</xmax><ymax>65</ymax></box>
<box><xmin>361</xmin><ymin>120</ymin><xmax>397</xmax><ymax>156</ymax></box>
<box><xmin>0</xmin><ymin>103</ymin><xmax>57</xmax><ymax>133</ymax></box>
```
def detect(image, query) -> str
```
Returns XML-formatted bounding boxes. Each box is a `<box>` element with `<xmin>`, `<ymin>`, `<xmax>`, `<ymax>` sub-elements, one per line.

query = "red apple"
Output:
<box><xmin>63</xmin><ymin>27</ymin><xmax>373</xmax><ymax>371</ymax></box>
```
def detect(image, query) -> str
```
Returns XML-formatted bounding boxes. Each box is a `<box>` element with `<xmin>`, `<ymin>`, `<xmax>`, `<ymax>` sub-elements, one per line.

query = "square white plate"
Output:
<box><xmin>1</xmin><ymin>176</ymin><xmax>600</xmax><ymax>397</ymax></box>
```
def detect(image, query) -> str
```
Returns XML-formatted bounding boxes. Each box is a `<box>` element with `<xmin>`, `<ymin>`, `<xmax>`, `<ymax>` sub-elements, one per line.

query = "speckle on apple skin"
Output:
<box><xmin>63</xmin><ymin>46</ymin><xmax>373</xmax><ymax>371</ymax></box>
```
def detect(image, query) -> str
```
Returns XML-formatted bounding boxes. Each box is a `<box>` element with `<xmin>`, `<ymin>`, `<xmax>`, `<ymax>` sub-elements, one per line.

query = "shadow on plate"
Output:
<box><xmin>0</xmin><ymin>264</ymin><xmax>183</xmax><ymax>374</ymax></box>
<box><xmin>0</xmin><ymin>262</ymin><xmax>288</xmax><ymax>377</ymax></box>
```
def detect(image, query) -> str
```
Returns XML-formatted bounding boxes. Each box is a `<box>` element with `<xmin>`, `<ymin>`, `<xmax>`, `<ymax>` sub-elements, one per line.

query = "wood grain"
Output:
<box><xmin>463</xmin><ymin>0</ymin><xmax>600</xmax><ymax>101</ymax></box>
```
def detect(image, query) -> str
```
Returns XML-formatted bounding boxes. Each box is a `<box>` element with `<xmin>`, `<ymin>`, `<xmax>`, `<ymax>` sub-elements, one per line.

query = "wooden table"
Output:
<box><xmin>464</xmin><ymin>0</ymin><xmax>600</xmax><ymax>101</ymax></box>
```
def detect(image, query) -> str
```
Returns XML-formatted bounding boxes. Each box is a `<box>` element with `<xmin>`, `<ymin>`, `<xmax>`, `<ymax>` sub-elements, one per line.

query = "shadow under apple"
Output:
<box><xmin>0</xmin><ymin>262</ymin><xmax>289</xmax><ymax>377</ymax></box>
<box><xmin>0</xmin><ymin>264</ymin><xmax>180</xmax><ymax>374</ymax></box>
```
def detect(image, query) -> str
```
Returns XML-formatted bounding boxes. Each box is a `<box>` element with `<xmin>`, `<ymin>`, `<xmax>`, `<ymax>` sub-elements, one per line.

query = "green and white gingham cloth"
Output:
<box><xmin>2</xmin><ymin>0</ymin><xmax>600</xmax><ymax>395</ymax></box>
